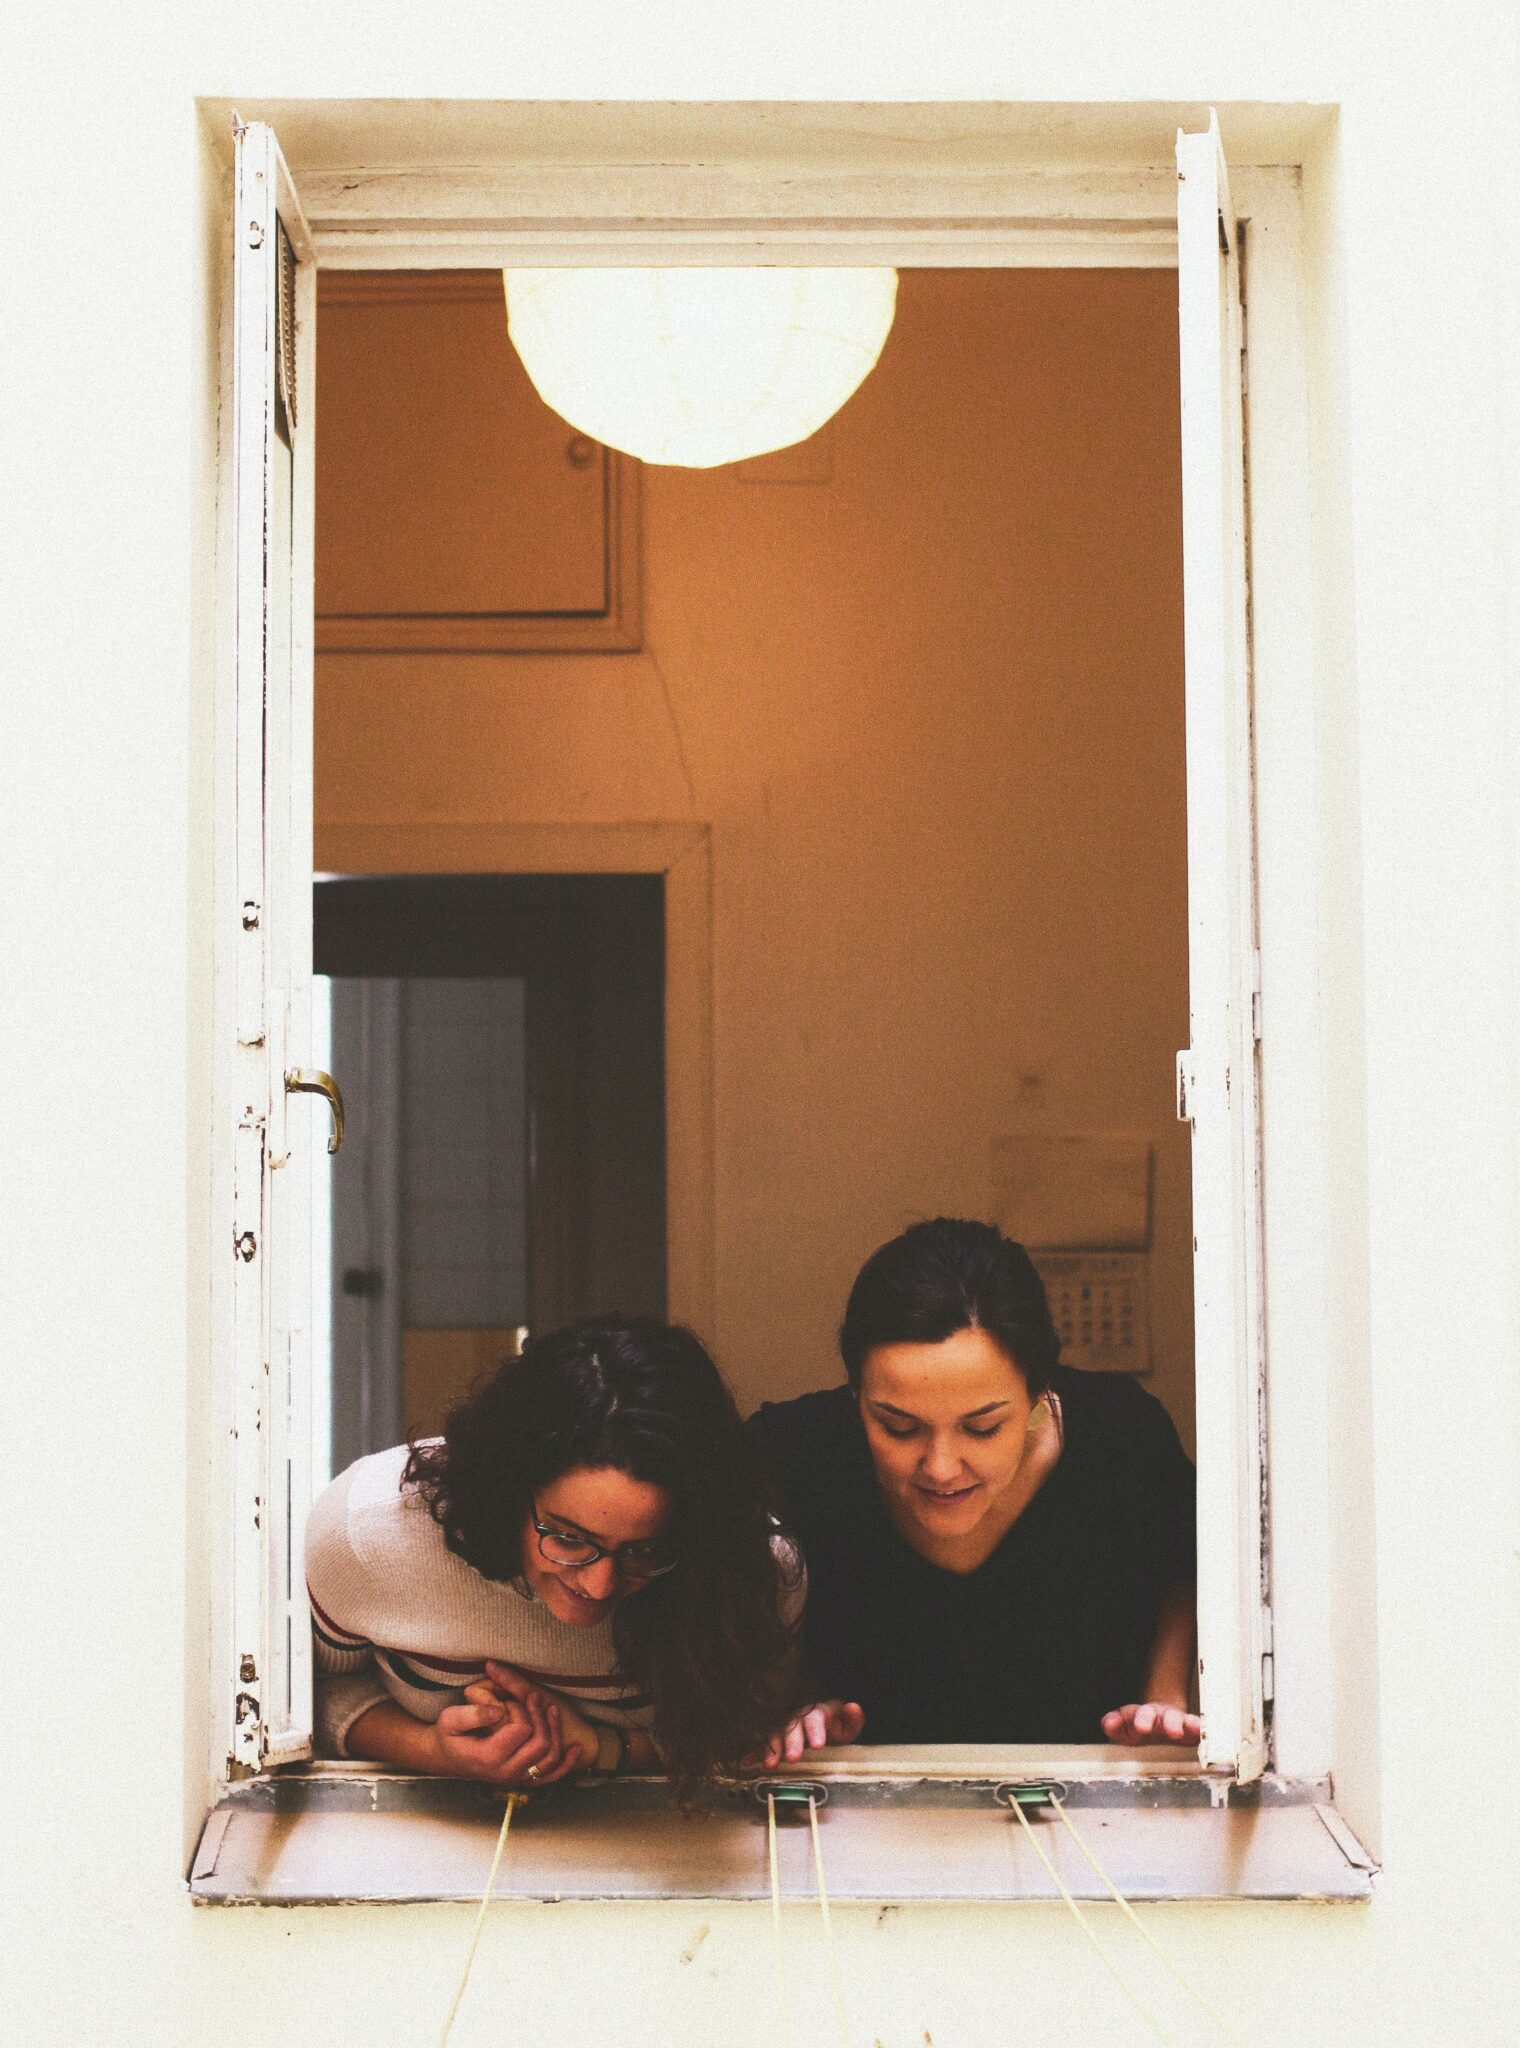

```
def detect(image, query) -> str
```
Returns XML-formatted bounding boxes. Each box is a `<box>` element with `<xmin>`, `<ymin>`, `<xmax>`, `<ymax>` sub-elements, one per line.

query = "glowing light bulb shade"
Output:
<box><xmin>502</xmin><ymin>268</ymin><xmax>898</xmax><ymax>468</ymax></box>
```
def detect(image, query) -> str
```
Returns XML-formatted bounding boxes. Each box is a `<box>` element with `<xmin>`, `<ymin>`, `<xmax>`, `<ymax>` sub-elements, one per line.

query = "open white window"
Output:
<box><xmin>221</xmin><ymin>120</ymin><xmax>322</xmax><ymax>1772</ymax></box>
<box><xmin>216</xmin><ymin>112</ymin><xmax>1270</xmax><ymax>1787</ymax></box>
<box><xmin>196</xmin><ymin>109</ymin><xmax>1369</xmax><ymax>1903</ymax></box>
<box><xmin>1174</xmin><ymin>111</ymin><xmax>1269</xmax><ymax>1781</ymax></box>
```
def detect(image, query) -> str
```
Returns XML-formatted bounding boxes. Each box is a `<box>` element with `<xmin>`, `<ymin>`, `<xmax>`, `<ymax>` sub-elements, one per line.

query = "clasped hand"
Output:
<box><xmin>430</xmin><ymin>1659</ymin><xmax>601</xmax><ymax>1786</ymax></box>
<box><xmin>440</xmin><ymin>1668</ymin><xmax>865</xmax><ymax>1780</ymax></box>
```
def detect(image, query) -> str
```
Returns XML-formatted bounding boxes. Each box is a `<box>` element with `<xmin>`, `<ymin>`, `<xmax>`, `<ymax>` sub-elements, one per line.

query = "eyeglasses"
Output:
<box><xmin>530</xmin><ymin>1497</ymin><xmax>679</xmax><ymax>1581</ymax></box>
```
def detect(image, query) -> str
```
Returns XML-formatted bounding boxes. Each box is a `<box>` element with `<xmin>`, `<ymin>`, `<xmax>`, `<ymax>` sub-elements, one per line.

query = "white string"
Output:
<box><xmin>1007</xmin><ymin>1795</ymin><xmax>1179</xmax><ymax>2048</ymax></box>
<box><xmin>767</xmin><ymin>1794</ymin><xmax>793</xmax><ymax>2048</ymax></box>
<box><xmin>1048</xmin><ymin>1797</ymin><xmax>1249</xmax><ymax>2045</ymax></box>
<box><xmin>807</xmin><ymin>1795</ymin><xmax>852</xmax><ymax>2048</ymax></box>
<box><xmin>437</xmin><ymin>1793</ymin><xmax>521</xmax><ymax>2048</ymax></box>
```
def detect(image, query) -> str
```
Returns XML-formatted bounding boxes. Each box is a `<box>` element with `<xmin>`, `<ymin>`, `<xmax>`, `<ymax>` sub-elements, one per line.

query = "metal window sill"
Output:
<box><xmin>190</xmin><ymin>1749</ymin><xmax>1375</xmax><ymax>1905</ymax></box>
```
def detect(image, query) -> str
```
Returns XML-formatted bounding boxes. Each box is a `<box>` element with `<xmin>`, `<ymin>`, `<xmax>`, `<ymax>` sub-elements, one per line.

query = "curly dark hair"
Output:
<box><xmin>839</xmin><ymin>1217</ymin><xmax>1061</xmax><ymax>1396</ymax></box>
<box><xmin>404</xmin><ymin>1315</ymin><xmax>799</xmax><ymax>1802</ymax></box>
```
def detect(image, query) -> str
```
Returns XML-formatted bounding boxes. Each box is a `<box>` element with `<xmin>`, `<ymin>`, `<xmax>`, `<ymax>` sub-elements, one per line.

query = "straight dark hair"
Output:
<box><xmin>839</xmin><ymin>1218</ymin><xmax>1060</xmax><ymax>1395</ymax></box>
<box><xmin>404</xmin><ymin>1316</ymin><xmax>798</xmax><ymax>1802</ymax></box>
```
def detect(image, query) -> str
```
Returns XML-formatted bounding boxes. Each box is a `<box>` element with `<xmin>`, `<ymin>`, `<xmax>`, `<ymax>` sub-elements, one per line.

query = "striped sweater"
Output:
<box><xmin>306</xmin><ymin>1444</ymin><xmax>655</xmax><ymax>1756</ymax></box>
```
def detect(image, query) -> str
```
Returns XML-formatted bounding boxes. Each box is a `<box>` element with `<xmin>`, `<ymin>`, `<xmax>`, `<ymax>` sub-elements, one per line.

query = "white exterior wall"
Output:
<box><xmin>3</xmin><ymin>3</ymin><xmax>1518</xmax><ymax>2042</ymax></box>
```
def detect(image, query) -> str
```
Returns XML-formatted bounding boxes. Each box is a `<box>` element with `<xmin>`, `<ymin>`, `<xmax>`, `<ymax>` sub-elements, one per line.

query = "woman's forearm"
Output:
<box><xmin>620</xmin><ymin>1727</ymin><xmax>659</xmax><ymax>1770</ymax></box>
<box><xmin>1144</xmin><ymin>1580</ymin><xmax>1198</xmax><ymax>1708</ymax></box>
<box><xmin>344</xmin><ymin>1699</ymin><xmax>444</xmax><ymax>1771</ymax></box>
<box><xmin>352</xmin><ymin>1695</ymin><xmax>657</xmax><ymax>1777</ymax></box>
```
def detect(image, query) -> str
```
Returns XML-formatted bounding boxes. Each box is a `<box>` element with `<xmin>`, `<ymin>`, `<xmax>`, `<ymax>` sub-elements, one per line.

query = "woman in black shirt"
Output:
<box><xmin>749</xmin><ymin>1218</ymin><xmax>1200</xmax><ymax>1752</ymax></box>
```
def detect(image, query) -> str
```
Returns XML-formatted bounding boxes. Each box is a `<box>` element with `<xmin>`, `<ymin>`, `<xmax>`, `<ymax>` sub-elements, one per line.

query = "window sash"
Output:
<box><xmin>226</xmin><ymin>119</ymin><xmax>318</xmax><ymax>1772</ymax></box>
<box><xmin>1175</xmin><ymin>111</ymin><xmax>1270</xmax><ymax>1780</ymax></box>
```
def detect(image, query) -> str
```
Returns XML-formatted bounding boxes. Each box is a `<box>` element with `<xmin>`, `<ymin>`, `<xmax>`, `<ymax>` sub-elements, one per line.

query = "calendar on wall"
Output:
<box><xmin>991</xmin><ymin>1132</ymin><xmax>1155</xmax><ymax>1375</ymax></box>
<box><xmin>1030</xmin><ymin>1249</ymin><xmax>1152</xmax><ymax>1375</ymax></box>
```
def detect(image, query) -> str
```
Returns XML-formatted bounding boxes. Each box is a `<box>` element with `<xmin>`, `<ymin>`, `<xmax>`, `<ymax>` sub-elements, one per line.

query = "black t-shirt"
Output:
<box><xmin>747</xmin><ymin>1368</ymin><xmax>1197</xmax><ymax>1744</ymax></box>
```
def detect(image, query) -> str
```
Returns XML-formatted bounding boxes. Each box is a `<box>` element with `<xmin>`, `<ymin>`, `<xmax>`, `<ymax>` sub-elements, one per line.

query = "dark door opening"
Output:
<box><xmin>314</xmin><ymin>873</ymin><xmax>665</xmax><ymax>1469</ymax></box>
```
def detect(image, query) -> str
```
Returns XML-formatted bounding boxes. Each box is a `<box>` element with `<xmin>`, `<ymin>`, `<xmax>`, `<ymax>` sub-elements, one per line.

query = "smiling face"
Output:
<box><xmin>518</xmin><ymin>1464</ymin><xmax>673</xmax><ymax>1627</ymax></box>
<box><xmin>857</xmin><ymin>1325</ymin><xmax>1041</xmax><ymax>1563</ymax></box>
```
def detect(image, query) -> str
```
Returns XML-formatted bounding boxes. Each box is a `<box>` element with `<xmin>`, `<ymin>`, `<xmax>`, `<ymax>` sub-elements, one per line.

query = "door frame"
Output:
<box><xmin>317</xmin><ymin>822</ymin><xmax>715</xmax><ymax>1341</ymax></box>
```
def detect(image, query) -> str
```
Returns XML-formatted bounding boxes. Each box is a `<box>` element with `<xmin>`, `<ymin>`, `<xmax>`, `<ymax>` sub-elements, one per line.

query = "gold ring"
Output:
<box><xmin>526</xmin><ymin>1764</ymin><xmax>541</xmax><ymax>1781</ymax></box>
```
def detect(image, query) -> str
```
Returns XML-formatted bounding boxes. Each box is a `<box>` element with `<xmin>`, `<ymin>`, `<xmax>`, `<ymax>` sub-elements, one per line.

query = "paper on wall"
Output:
<box><xmin>990</xmin><ymin>1132</ymin><xmax>1153</xmax><ymax>1251</ymax></box>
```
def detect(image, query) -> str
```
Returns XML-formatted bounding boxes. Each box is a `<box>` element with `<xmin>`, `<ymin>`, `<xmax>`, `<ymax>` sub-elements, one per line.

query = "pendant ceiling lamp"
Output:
<box><xmin>502</xmin><ymin>267</ymin><xmax>898</xmax><ymax>469</ymax></box>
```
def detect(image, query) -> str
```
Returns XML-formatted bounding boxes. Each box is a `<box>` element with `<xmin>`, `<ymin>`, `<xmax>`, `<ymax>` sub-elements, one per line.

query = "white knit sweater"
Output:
<box><xmin>306</xmin><ymin>1445</ymin><xmax>657</xmax><ymax>1756</ymax></box>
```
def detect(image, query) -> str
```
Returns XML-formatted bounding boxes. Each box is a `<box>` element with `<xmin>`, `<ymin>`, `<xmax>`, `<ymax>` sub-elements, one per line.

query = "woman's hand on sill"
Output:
<box><xmin>759</xmin><ymin>1699</ymin><xmax>866</xmax><ymax>1768</ymax></box>
<box><xmin>1100</xmin><ymin>1702</ymin><xmax>1202</xmax><ymax>1746</ymax></box>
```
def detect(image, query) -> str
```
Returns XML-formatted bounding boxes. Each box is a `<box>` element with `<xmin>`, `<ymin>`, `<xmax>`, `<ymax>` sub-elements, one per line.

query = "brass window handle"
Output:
<box><xmin>285</xmin><ymin>1067</ymin><xmax>345</xmax><ymax>1153</ymax></box>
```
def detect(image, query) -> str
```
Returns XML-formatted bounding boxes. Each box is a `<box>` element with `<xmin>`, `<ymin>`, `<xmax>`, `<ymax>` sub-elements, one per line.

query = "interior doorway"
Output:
<box><xmin>313</xmin><ymin>872</ymin><xmax>665</xmax><ymax>1469</ymax></box>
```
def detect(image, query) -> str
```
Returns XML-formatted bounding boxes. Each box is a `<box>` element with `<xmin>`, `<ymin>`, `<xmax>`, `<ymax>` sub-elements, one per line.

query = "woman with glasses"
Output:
<box><xmin>306</xmin><ymin>1315</ymin><xmax>804</xmax><ymax>1801</ymax></box>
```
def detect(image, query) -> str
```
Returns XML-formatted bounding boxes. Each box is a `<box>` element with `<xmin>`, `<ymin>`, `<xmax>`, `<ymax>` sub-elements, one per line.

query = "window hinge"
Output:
<box><xmin>1261</xmin><ymin>1652</ymin><xmax>1276</xmax><ymax>1702</ymax></box>
<box><xmin>1250</xmin><ymin>948</ymin><xmax>1263</xmax><ymax>1043</ymax></box>
<box><xmin>1176</xmin><ymin>1048</ymin><xmax>1198</xmax><ymax>1124</ymax></box>
<box><xmin>230</xmin><ymin>1681</ymin><xmax>263</xmax><ymax>1773</ymax></box>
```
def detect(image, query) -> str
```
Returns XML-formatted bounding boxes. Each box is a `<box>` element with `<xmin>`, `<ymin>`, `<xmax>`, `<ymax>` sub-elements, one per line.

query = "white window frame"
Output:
<box><xmin>207</xmin><ymin>107</ymin><xmax>1335</xmax><ymax>1817</ymax></box>
<box><xmin>212</xmin><ymin>119</ymin><xmax>321</xmax><ymax>1775</ymax></box>
<box><xmin>1174</xmin><ymin>112</ymin><xmax>1269</xmax><ymax>1780</ymax></box>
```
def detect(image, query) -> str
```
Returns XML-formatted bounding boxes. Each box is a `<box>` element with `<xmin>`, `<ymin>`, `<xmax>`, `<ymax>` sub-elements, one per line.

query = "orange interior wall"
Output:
<box><xmin>316</xmin><ymin>268</ymin><xmax>1194</xmax><ymax>1441</ymax></box>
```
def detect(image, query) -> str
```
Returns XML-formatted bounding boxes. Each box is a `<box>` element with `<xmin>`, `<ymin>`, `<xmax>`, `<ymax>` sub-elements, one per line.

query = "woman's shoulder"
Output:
<box><xmin>1053</xmin><ymin>1362</ymin><xmax>1172</xmax><ymax>1421</ymax></box>
<box><xmin>308</xmin><ymin>1443</ymin><xmax>451</xmax><ymax>1573</ymax></box>
<box><xmin>308</xmin><ymin>1441</ymin><xmax>541</xmax><ymax>1648</ymax></box>
<box><xmin>747</xmin><ymin>1384</ymin><xmax>869</xmax><ymax>1533</ymax></box>
<box><xmin>1050</xmin><ymin>1366</ymin><xmax>1194</xmax><ymax>1479</ymax></box>
<box><xmin>747</xmin><ymin>1384</ymin><xmax>858</xmax><ymax>1467</ymax></box>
